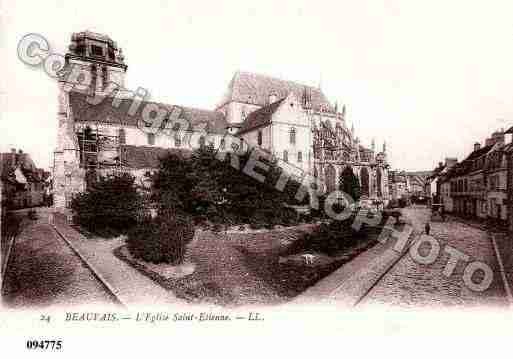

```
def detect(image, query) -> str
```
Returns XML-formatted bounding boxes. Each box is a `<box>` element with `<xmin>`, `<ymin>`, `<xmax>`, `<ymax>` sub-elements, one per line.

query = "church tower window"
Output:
<box><xmin>289</xmin><ymin>127</ymin><xmax>296</xmax><ymax>145</ymax></box>
<box><xmin>147</xmin><ymin>133</ymin><xmax>155</xmax><ymax>145</ymax></box>
<box><xmin>283</xmin><ymin>150</ymin><xmax>288</xmax><ymax>163</ymax></box>
<box><xmin>297</xmin><ymin>151</ymin><xmax>302</xmax><ymax>163</ymax></box>
<box><xmin>118</xmin><ymin>128</ymin><xmax>126</xmax><ymax>145</ymax></box>
<box><xmin>257</xmin><ymin>131</ymin><xmax>263</xmax><ymax>146</ymax></box>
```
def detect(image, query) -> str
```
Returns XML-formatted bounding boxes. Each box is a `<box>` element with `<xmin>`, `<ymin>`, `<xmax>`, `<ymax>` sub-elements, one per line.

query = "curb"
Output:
<box><xmin>351</xmin><ymin>232</ymin><xmax>419</xmax><ymax>306</ymax></box>
<box><xmin>1</xmin><ymin>234</ymin><xmax>16</xmax><ymax>295</ymax></box>
<box><xmin>51</xmin><ymin>224</ymin><xmax>126</xmax><ymax>308</ymax></box>
<box><xmin>490</xmin><ymin>233</ymin><xmax>513</xmax><ymax>307</ymax></box>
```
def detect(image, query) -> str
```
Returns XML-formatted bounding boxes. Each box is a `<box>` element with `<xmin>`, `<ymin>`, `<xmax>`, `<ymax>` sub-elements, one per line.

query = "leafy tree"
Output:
<box><xmin>339</xmin><ymin>166</ymin><xmax>361</xmax><ymax>203</ymax></box>
<box><xmin>153</xmin><ymin>145</ymin><xmax>303</xmax><ymax>226</ymax></box>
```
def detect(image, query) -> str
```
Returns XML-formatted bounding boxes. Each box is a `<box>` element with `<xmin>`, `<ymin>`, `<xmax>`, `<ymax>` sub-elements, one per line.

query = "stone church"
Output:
<box><xmin>53</xmin><ymin>31</ymin><xmax>390</xmax><ymax>213</ymax></box>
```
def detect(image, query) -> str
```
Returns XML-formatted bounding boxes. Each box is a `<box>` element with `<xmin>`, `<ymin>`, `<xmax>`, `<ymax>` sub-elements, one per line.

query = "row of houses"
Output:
<box><xmin>388</xmin><ymin>170</ymin><xmax>431</xmax><ymax>200</ymax></box>
<box><xmin>0</xmin><ymin>149</ymin><xmax>51</xmax><ymax>209</ymax></box>
<box><xmin>427</xmin><ymin>127</ymin><xmax>513</xmax><ymax>231</ymax></box>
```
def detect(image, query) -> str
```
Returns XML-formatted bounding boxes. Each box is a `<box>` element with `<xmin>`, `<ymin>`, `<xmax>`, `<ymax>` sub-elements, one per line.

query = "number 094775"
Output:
<box><xmin>26</xmin><ymin>340</ymin><xmax>62</xmax><ymax>350</ymax></box>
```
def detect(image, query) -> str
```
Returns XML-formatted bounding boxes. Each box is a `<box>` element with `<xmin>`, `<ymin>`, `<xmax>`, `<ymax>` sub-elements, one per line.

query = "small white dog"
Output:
<box><xmin>302</xmin><ymin>253</ymin><xmax>315</xmax><ymax>265</ymax></box>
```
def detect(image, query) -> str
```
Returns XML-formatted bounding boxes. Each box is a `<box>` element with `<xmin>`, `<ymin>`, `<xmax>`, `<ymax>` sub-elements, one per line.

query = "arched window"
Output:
<box><xmin>289</xmin><ymin>127</ymin><xmax>296</xmax><ymax>145</ymax></box>
<box><xmin>199</xmin><ymin>136</ymin><xmax>205</xmax><ymax>147</ymax></box>
<box><xmin>283</xmin><ymin>150</ymin><xmax>288</xmax><ymax>163</ymax></box>
<box><xmin>257</xmin><ymin>131</ymin><xmax>263</xmax><ymax>146</ymax></box>
<box><xmin>118</xmin><ymin>128</ymin><xmax>126</xmax><ymax>145</ymax></box>
<box><xmin>174</xmin><ymin>134</ymin><xmax>181</xmax><ymax>147</ymax></box>
<box><xmin>325</xmin><ymin>165</ymin><xmax>336</xmax><ymax>193</ymax></box>
<box><xmin>297</xmin><ymin>151</ymin><xmax>302</xmax><ymax>163</ymax></box>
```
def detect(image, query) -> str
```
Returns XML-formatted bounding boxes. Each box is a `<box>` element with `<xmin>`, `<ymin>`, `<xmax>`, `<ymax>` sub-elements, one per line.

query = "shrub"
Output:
<box><xmin>27</xmin><ymin>209</ymin><xmax>38</xmax><ymax>220</ymax></box>
<box><xmin>212</xmin><ymin>223</ymin><xmax>224</xmax><ymax>232</ymax></box>
<box><xmin>386</xmin><ymin>199</ymin><xmax>399</xmax><ymax>209</ymax></box>
<box><xmin>398</xmin><ymin>198</ymin><xmax>408</xmax><ymax>208</ymax></box>
<box><xmin>283</xmin><ymin>215</ymin><xmax>361</xmax><ymax>256</ymax></box>
<box><xmin>127</xmin><ymin>208</ymin><xmax>194</xmax><ymax>264</ymax></box>
<box><xmin>71</xmin><ymin>172</ymin><xmax>144</xmax><ymax>233</ymax></box>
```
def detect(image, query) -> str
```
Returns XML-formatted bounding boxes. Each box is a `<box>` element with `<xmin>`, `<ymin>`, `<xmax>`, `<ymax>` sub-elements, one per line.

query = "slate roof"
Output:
<box><xmin>504</xmin><ymin>142</ymin><xmax>513</xmax><ymax>152</ymax></box>
<box><xmin>119</xmin><ymin>145</ymin><xmax>192</xmax><ymax>169</ymax></box>
<box><xmin>464</xmin><ymin>144</ymin><xmax>493</xmax><ymax>162</ymax></box>
<box><xmin>237</xmin><ymin>98</ymin><xmax>285</xmax><ymax>134</ymax></box>
<box><xmin>69</xmin><ymin>92</ymin><xmax>228</xmax><ymax>134</ymax></box>
<box><xmin>444</xmin><ymin>145</ymin><xmax>493</xmax><ymax>179</ymax></box>
<box><xmin>219</xmin><ymin>71</ymin><xmax>334</xmax><ymax>113</ymax></box>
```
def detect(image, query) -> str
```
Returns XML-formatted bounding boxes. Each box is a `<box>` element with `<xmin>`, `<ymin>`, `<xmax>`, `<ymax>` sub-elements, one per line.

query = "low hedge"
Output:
<box><xmin>127</xmin><ymin>209</ymin><xmax>194</xmax><ymax>264</ymax></box>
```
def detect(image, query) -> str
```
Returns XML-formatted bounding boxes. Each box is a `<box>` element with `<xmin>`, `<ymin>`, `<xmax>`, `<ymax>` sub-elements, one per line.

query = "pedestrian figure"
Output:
<box><xmin>425</xmin><ymin>222</ymin><xmax>431</xmax><ymax>235</ymax></box>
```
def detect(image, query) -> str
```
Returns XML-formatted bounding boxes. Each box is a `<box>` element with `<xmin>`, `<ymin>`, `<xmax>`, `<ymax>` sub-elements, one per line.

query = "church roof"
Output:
<box><xmin>237</xmin><ymin>98</ymin><xmax>285</xmax><ymax>134</ymax></box>
<box><xmin>119</xmin><ymin>145</ymin><xmax>191</xmax><ymax>169</ymax></box>
<box><xmin>69</xmin><ymin>92</ymin><xmax>228</xmax><ymax>134</ymax></box>
<box><xmin>218</xmin><ymin>71</ymin><xmax>334</xmax><ymax>112</ymax></box>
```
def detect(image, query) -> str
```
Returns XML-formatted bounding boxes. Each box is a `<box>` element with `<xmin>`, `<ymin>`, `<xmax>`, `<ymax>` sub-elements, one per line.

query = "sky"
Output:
<box><xmin>2</xmin><ymin>0</ymin><xmax>513</xmax><ymax>171</ymax></box>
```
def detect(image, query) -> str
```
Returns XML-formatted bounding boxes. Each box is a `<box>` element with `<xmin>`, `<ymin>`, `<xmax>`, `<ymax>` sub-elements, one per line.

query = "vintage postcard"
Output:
<box><xmin>1</xmin><ymin>0</ymin><xmax>513</xmax><ymax>356</ymax></box>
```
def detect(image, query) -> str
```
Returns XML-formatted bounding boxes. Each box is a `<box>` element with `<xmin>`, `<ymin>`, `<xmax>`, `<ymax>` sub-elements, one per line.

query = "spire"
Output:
<box><xmin>301</xmin><ymin>86</ymin><xmax>311</xmax><ymax>109</ymax></box>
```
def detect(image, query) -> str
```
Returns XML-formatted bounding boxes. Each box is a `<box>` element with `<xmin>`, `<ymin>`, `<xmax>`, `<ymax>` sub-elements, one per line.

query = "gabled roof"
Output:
<box><xmin>237</xmin><ymin>98</ymin><xmax>285</xmax><ymax>134</ymax></box>
<box><xmin>444</xmin><ymin>144</ymin><xmax>493</xmax><ymax>179</ymax></box>
<box><xmin>464</xmin><ymin>144</ymin><xmax>493</xmax><ymax>161</ymax></box>
<box><xmin>119</xmin><ymin>145</ymin><xmax>191</xmax><ymax>169</ymax></box>
<box><xmin>219</xmin><ymin>71</ymin><xmax>333</xmax><ymax>113</ymax></box>
<box><xmin>504</xmin><ymin>142</ymin><xmax>513</xmax><ymax>152</ymax></box>
<box><xmin>70</xmin><ymin>92</ymin><xmax>228</xmax><ymax>134</ymax></box>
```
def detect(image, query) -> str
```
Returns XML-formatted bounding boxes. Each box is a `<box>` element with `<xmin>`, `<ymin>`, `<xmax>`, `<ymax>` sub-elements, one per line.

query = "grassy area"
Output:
<box><xmin>115</xmin><ymin>223</ymin><xmax>381</xmax><ymax>306</ymax></box>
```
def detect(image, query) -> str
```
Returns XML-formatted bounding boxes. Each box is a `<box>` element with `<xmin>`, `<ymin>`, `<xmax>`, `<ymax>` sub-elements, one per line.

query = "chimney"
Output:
<box><xmin>18</xmin><ymin>149</ymin><xmax>23</xmax><ymax>154</ymax></box>
<box><xmin>10</xmin><ymin>148</ymin><xmax>16</xmax><ymax>153</ymax></box>
<box><xmin>474</xmin><ymin>142</ymin><xmax>481</xmax><ymax>151</ymax></box>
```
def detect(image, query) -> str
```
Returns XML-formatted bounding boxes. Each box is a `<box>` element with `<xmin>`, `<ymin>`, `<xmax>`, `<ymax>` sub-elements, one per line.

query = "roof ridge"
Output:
<box><xmin>238</xmin><ymin>71</ymin><xmax>319</xmax><ymax>91</ymax></box>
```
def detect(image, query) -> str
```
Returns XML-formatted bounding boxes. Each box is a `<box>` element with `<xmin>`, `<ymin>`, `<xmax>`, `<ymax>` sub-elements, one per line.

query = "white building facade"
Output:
<box><xmin>53</xmin><ymin>31</ymin><xmax>390</xmax><ymax>213</ymax></box>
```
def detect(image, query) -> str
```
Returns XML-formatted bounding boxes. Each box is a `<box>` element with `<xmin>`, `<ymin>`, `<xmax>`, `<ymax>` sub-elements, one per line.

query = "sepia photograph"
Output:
<box><xmin>1</xmin><ymin>0</ymin><xmax>513</xmax><ymax>355</ymax></box>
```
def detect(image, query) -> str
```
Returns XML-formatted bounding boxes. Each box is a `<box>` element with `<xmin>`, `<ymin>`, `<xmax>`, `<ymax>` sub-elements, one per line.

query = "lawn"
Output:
<box><xmin>115</xmin><ymin>223</ymin><xmax>380</xmax><ymax>306</ymax></box>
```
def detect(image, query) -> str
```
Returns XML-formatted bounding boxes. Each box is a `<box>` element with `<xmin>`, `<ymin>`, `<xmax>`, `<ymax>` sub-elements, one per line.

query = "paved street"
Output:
<box><xmin>360</xmin><ymin>207</ymin><xmax>509</xmax><ymax>309</ymax></box>
<box><xmin>2</xmin><ymin>210</ymin><xmax>119</xmax><ymax>309</ymax></box>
